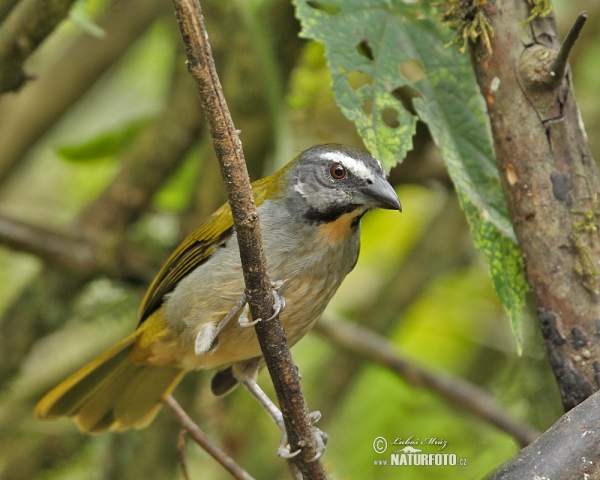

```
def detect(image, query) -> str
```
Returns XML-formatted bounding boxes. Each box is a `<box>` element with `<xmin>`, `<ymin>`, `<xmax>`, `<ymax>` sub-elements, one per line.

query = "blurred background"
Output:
<box><xmin>0</xmin><ymin>0</ymin><xmax>597</xmax><ymax>478</ymax></box>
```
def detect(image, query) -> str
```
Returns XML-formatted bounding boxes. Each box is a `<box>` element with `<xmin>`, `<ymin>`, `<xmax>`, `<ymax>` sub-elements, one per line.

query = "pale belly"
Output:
<box><xmin>144</xmin><ymin>205</ymin><xmax>361</xmax><ymax>371</ymax></box>
<box><xmin>179</xmin><ymin>273</ymin><xmax>336</xmax><ymax>370</ymax></box>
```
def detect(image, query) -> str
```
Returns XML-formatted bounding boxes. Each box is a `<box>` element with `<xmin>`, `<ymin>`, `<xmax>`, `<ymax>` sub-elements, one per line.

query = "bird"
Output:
<box><xmin>35</xmin><ymin>143</ymin><xmax>401</xmax><ymax>442</ymax></box>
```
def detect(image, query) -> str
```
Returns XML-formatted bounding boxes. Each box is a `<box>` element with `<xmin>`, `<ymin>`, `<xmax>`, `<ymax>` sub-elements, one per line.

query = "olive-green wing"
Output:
<box><xmin>138</xmin><ymin>202</ymin><xmax>234</xmax><ymax>324</ymax></box>
<box><xmin>138</xmin><ymin>176</ymin><xmax>276</xmax><ymax>324</ymax></box>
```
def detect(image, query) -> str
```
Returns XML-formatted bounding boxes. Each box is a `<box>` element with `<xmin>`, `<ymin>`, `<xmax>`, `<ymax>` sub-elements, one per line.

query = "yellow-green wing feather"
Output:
<box><xmin>138</xmin><ymin>176</ymin><xmax>276</xmax><ymax>324</ymax></box>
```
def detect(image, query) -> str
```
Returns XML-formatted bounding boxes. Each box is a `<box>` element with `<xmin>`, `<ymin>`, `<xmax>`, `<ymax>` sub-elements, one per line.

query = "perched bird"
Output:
<box><xmin>35</xmin><ymin>144</ymin><xmax>401</xmax><ymax>439</ymax></box>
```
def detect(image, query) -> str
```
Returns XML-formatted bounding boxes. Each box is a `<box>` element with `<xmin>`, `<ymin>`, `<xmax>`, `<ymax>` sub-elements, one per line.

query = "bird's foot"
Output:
<box><xmin>240</xmin><ymin>377</ymin><xmax>327</xmax><ymax>462</ymax></box>
<box><xmin>277</xmin><ymin>411</ymin><xmax>328</xmax><ymax>462</ymax></box>
<box><xmin>238</xmin><ymin>280</ymin><xmax>286</xmax><ymax>327</ymax></box>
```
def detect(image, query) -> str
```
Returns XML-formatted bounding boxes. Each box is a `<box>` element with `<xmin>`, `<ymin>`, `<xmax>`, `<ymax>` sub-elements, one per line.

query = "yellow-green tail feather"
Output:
<box><xmin>35</xmin><ymin>330</ymin><xmax>184</xmax><ymax>433</ymax></box>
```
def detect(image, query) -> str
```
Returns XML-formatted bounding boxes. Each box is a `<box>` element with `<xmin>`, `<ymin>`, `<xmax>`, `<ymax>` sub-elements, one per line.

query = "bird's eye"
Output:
<box><xmin>330</xmin><ymin>164</ymin><xmax>346</xmax><ymax>179</ymax></box>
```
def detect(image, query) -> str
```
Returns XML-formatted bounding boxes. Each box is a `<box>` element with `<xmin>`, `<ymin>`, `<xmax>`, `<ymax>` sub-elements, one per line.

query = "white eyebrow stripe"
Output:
<box><xmin>320</xmin><ymin>151</ymin><xmax>374</xmax><ymax>180</ymax></box>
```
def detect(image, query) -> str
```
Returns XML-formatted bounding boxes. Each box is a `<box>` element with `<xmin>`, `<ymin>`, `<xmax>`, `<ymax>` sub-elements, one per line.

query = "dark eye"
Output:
<box><xmin>330</xmin><ymin>164</ymin><xmax>346</xmax><ymax>179</ymax></box>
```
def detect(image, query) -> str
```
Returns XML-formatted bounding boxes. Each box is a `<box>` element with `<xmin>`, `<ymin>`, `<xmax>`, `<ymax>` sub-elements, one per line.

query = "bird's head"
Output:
<box><xmin>279</xmin><ymin>144</ymin><xmax>401</xmax><ymax>223</ymax></box>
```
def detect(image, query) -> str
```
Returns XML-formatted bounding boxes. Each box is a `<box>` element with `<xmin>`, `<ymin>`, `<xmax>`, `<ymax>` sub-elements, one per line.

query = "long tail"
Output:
<box><xmin>35</xmin><ymin>330</ymin><xmax>185</xmax><ymax>433</ymax></box>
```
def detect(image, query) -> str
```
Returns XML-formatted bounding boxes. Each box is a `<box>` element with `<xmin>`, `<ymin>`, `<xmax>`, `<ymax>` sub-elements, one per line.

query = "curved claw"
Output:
<box><xmin>264</xmin><ymin>290</ymin><xmax>286</xmax><ymax>321</ymax></box>
<box><xmin>238</xmin><ymin>307</ymin><xmax>261</xmax><ymax>328</ymax></box>
<box><xmin>307</xmin><ymin>426</ymin><xmax>329</xmax><ymax>462</ymax></box>
<box><xmin>307</xmin><ymin>412</ymin><xmax>328</xmax><ymax>462</ymax></box>
<box><xmin>276</xmin><ymin>412</ymin><xmax>328</xmax><ymax>462</ymax></box>
<box><xmin>239</xmin><ymin>318</ymin><xmax>262</xmax><ymax>327</ymax></box>
<box><xmin>277</xmin><ymin>429</ymin><xmax>302</xmax><ymax>458</ymax></box>
<box><xmin>278</xmin><ymin>445</ymin><xmax>302</xmax><ymax>459</ymax></box>
<box><xmin>308</xmin><ymin>410</ymin><xmax>322</xmax><ymax>424</ymax></box>
<box><xmin>238</xmin><ymin>280</ymin><xmax>286</xmax><ymax>326</ymax></box>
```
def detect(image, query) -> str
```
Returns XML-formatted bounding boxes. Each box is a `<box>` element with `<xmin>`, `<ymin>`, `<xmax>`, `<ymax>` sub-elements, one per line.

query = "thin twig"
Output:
<box><xmin>316</xmin><ymin>319</ymin><xmax>540</xmax><ymax>448</ymax></box>
<box><xmin>165</xmin><ymin>396</ymin><xmax>255</xmax><ymax>480</ymax></box>
<box><xmin>177</xmin><ymin>429</ymin><xmax>191</xmax><ymax>480</ymax></box>
<box><xmin>0</xmin><ymin>212</ymin><xmax>159</xmax><ymax>285</ymax></box>
<box><xmin>172</xmin><ymin>1</ymin><xmax>327</xmax><ymax>477</ymax></box>
<box><xmin>550</xmin><ymin>11</ymin><xmax>587</xmax><ymax>82</ymax></box>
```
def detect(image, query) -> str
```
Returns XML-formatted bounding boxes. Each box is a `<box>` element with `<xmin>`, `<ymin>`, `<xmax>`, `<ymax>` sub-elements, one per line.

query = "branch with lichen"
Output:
<box><xmin>437</xmin><ymin>0</ymin><xmax>493</xmax><ymax>54</ymax></box>
<box><xmin>467</xmin><ymin>0</ymin><xmax>600</xmax><ymax>412</ymax></box>
<box><xmin>525</xmin><ymin>0</ymin><xmax>552</xmax><ymax>23</ymax></box>
<box><xmin>437</xmin><ymin>0</ymin><xmax>552</xmax><ymax>54</ymax></box>
<box><xmin>570</xmin><ymin>209</ymin><xmax>600</xmax><ymax>294</ymax></box>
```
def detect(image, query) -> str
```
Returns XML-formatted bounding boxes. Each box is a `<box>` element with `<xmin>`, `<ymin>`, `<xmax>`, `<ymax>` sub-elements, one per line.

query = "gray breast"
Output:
<box><xmin>163</xmin><ymin>199</ymin><xmax>360</xmax><ymax>355</ymax></box>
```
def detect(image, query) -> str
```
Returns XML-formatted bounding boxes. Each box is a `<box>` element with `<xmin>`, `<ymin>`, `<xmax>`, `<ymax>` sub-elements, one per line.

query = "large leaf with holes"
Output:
<box><xmin>295</xmin><ymin>0</ymin><xmax>528</xmax><ymax>347</ymax></box>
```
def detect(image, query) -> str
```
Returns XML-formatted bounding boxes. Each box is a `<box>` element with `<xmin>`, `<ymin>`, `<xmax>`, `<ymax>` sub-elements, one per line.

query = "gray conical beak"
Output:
<box><xmin>356</xmin><ymin>176</ymin><xmax>401</xmax><ymax>212</ymax></box>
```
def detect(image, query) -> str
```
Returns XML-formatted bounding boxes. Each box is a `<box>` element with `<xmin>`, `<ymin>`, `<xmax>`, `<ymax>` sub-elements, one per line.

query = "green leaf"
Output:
<box><xmin>57</xmin><ymin>118</ymin><xmax>150</xmax><ymax>162</ymax></box>
<box><xmin>69</xmin><ymin>0</ymin><xmax>106</xmax><ymax>38</ymax></box>
<box><xmin>462</xmin><ymin>199</ymin><xmax>528</xmax><ymax>351</ymax></box>
<box><xmin>294</xmin><ymin>0</ymin><xmax>528</xmax><ymax>348</ymax></box>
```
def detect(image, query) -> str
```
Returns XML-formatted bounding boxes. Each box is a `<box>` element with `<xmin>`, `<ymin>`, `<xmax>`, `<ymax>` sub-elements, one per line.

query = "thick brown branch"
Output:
<box><xmin>316</xmin><ymin>319</ymin><xmax>540</xmax><ymax>448</ymax></box>
<box><xmin>0</xmin><ymin>0</ymin><xmax>77</xmax><ymax>93</ymax></box>
<box><xmin>485</xmin><ymin>390</ymin><xmax>600</xmax><ymax>479</ymax></box>
<box><xmin>470</xmin><ymin>1</ymin><xmax>600</xmax><ymax>411</ymax></box>
<box><xmin>165</xmin><ymin>396</ymin><xmax>255</xmax><ymax>480</ymax></box>
<box><xmin>172</xmin><ymin>1</ymin><xmax>327</xmax><ymax>477</ymax></box>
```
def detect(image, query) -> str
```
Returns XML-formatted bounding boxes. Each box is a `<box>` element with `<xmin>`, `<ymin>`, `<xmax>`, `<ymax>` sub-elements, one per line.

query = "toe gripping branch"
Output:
<box><xmin>241</xmin><ymin>376</ymin><xmax>328</xmax><ymax>462</ymax></box>
<box><xmin>194</xmin><ymin>281</ymin><xmax>286</xmax><ymax>355</ymax></box>
<box><xmin>238</xmin><ymin>280</ymin><xmax>286</xmax><ymax>327</ymax></box>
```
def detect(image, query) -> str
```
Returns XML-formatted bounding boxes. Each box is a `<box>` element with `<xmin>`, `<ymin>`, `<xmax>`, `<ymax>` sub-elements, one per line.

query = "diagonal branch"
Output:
<box><xmin>172</xmin><ymin>0</ymin><xmax>327</xmax><ymax>477</ymax></box>
<box><xmin>0</xmin><ymin>213</ymin><xmax>95</xmax><ymax>273</ymax></box>
<box><xmin>0</xmin><ymin>0</ymin><xmax>19</xmax><ymax>24</ymax></box>
<box><xmin>0</xmin><ymin>0</ymin><xmax>172</xmax><ymax>185</ymax></box>
<box><xmin>0</xmin><ymin>212</ymin><xmax>161</xmax><ymax>285</ymax></box>
<box><xmin>316</xmin><ymin>318</ymin><xmax>540</xmax><ymax>448</ymax></box>
<box><xmin>0</xmin><ymin>0</ymin><xmax>77</xmax><ymax>93</ymax></box>
<box><xmin>486</xmin><ymin>389</ymin><xmax>600</xmax><ymax>478</ymax></box>
<box><xmin>165</xmin><ymin>396</ymin><xmax>255</xmax><ymax>480</ymax></box>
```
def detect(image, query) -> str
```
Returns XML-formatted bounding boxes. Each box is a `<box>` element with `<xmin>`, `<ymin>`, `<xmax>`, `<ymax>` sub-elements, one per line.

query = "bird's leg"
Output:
<box><xmin>194</xmin><ymin>293</ymin><xmax>247</xmax><ymax>355</ymax></box>
<box><xmin>238</xmin><ymin>280</ymin><xmax>286</xmax><ymax>328</ymax></box>
<box><xmin>197</xmin><ymin>279</ymin><xmax>285</xmax><ymax>355</ymax></box>
<box><xmin>240</xmin><ymin>376</ymin><xmax>328</xmax><ymax>461</ymax></box>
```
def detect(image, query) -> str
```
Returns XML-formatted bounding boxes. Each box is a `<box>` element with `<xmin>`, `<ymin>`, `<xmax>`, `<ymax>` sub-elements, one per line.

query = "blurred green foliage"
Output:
<box><xmin>294</xmin><ymin>0</ymin><xmax>528</xmax><ymax>349</ymax></box>
<box><xmin>0</xmin><ymin>0</ymin><xmax>595</xmax><ymax>479</ymax></box>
